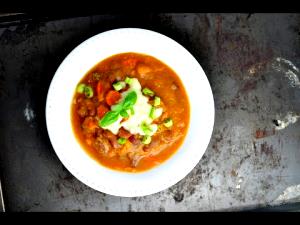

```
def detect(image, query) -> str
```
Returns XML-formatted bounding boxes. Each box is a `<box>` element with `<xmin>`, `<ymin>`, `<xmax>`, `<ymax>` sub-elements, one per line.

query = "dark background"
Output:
<box><xmin>0</xmin><ymin>13</ymin><xmax>300</xmax><ymax>211</ymax></box>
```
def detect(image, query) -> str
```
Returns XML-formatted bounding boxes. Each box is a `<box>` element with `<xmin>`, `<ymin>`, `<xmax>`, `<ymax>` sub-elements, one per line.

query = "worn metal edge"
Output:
<box><xmin>0</xmin><ymin>179</ymin><xmax>5</xmax><ymax>212</ymax></box>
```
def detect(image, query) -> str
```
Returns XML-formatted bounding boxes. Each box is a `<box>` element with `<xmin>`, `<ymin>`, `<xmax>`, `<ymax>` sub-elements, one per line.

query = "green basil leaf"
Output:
<box><xmin>100</xmin><ymin>91</ymin><xmax>137</xmax><ymax>127</ymax></box>
<box><xmin>130</xmin><ymin>107</ymin><xmax>135</xmax><ymax>115</ymax></box>
<box><xmin>120</xmin><ymin>109</ymin><xmax>129</xmax><ymax>118</ymax></box>
<box><xmin>122</xmin><ymin>91</ymin><xmax>137</xmax><ymax>109</ymax></box>
<box><xmin>111</xmin><ymin>102</ymin><xmax>123</xmax><ymax>112</ymax></box>
<box><xmin>99</xmin><ymin>111</ymin><xmax>120</xmax><ymax>127</ymax></box>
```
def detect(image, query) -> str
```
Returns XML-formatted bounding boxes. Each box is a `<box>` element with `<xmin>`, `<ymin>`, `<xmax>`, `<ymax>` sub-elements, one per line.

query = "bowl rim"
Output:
<box><xmin>45</xmin><ymin>28</ymin><xmax>215</xmax><ymax>197</ymax></box>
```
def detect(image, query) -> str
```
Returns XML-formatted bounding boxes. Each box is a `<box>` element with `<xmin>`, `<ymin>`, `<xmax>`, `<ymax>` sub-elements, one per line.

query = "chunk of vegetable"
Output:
<box><xmin>125</xmin><ymin>77</ymin><xmax>133</xmax><ymax>85</ymax></box>
<box><xmin>113</xmin><ymin>81</ymin><xmax>126</xmax><ymax>91</ymax></box>
<box><xmin>96</xmin><ymin>81</ymin><xmax>104</xmax><ymax>101</ymax></box>
<box><xmin>117</xmin><ymin>137</ymin><xmax>127</xmax><ymax>145</ymax></box>
<box><xmin>130</xmin><ymin>107</ymin><xmax>135</xmax><ymax>115</ymax></box>
<box><xmin>142</xmin><ymin>88</ymin><xmax>155</xmax><ymax>97</ymax></box>
<box><xmin>96</xmin><ymin>81</ymin><xmax>103</xmax><ymax>96</ymax></box>
<box><xmin>106</xmin><ymin>90</ymin><xmax>121</xmax><ymax>106</ymax></box>
<box><xmin>96</xmin><ymin>80</ymin><xmax>111</xmax><ymax>101</ymax></box>
<box><xmin>99</xmin><ymin>110</ymin><xmax>120</xmax><ymax>127</ymax></box>
<box><xmin>97</xmin><ymin>105</ymin><xmax>109</xmax><ymax>118</ymax></box>
<box><xmin>142</xmin><ymin>135</ymin><xmax>151</xmax><ymax>144</ymax></box>
<box><xmin>76</xmin><ymin>83</ymin><xmax>86</xmax><ymax>93</ymax></box>
<box><xmin>141</xmin><ymin>122</ymin><xmax>153</xmax><ymax>135</ymax></box>
<box><xmin>99</xmin><ymin>91</ymin><xmax>138</xmax><ymax>128</ymax></box>
<box><xmin>120</xmin><ymin>109</ymin><xmax>129</xmax><ymax>118</ymax></box>
<box><xmin>163</xmin><ymin>118</ymin><xmax>173</xmax><ymax>128</ymax></box>
<box><xmin>84</xmin><ymin>86</ymin><xmax>93</xmax><ymax>98</ymax></box>
<box><xmin>122</xmin><ymin>91</ymin><xmax>137</xmax><ymax>109</ymax></box>
<box><xmin>154</xmin><ymin>96</ymin><xmax>161</xmax><ymax>106</ymax></box>
<box><xmin>111</xmin><ymin>103</ymin><xmax>123</xmax><ymax>112</ymax></box>
<box><xmin>149</xmin><ymin>107</ymin><xmax>163</xmax><ymax>119</ymax></box>
<box><xmin>149</xmin><ymin>106</ymin><xmax>155</xmax><ymax>119</ymax></box>
<box><xmin>111</xmin><ymin>90</ymin><xmax>137</xmax><ymax>112</ymax></box>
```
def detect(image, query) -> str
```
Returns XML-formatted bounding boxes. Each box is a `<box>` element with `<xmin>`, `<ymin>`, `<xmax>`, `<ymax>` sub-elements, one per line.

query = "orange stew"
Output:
<box><xmin>71</xmin><ymin>52</ymin><xmax>190</xmax><ymax>172</ymax></box>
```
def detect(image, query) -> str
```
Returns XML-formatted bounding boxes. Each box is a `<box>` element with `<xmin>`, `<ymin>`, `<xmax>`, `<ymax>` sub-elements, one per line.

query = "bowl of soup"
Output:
<box><xmin>46</xmin><ymin>28</ymin><xmax>214</xmax><ymax>197</ymax></box>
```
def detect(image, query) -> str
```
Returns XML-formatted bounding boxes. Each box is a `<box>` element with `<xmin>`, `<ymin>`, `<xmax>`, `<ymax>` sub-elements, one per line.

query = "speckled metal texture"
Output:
<box><xmin>0</xmin><ymin>13</ymin><xmax>300</xmax><ymax>211</ymax></box>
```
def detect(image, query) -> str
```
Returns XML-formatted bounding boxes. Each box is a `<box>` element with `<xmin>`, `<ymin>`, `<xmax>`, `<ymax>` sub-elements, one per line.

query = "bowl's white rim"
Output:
<box><xmin>45</xmin><ymin>28</ymin><xmax>215</xmax><ymax>197</ymax></box>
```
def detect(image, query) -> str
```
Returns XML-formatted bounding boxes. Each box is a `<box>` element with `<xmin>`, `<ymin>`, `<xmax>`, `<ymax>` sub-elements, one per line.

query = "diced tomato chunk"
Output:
<box><xmin>97</xmin><ymin>81</ymin><xmax>103</xmax><ymax>96</ymax></box>
<box><xmin>106</xmin><ymin>90</ymin><xmax>121</xmax><ymax>106</ymax></box>
<box><xmin>97</xmin><ymin>104</ymin><xmax>109</xmax><ymax>118</ymax></box>
<box><xmin>97</xmin><ymin>81</ymin><xmax>110</xmax><ymax>101</ymax></box>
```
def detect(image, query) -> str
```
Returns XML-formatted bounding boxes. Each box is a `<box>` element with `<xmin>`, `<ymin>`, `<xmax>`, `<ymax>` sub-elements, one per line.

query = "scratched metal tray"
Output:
<box><xmin>0</xmin><ymin>13</ymin><xmax>300</xmax><ymax>212</ymax></box>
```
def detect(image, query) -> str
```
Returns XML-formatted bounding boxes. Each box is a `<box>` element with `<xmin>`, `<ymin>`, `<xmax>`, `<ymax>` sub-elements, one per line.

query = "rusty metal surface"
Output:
<box><xmin>0</xmin><ymin>13</ymin><xmax>300</xmax><ymax>211</ymax></box>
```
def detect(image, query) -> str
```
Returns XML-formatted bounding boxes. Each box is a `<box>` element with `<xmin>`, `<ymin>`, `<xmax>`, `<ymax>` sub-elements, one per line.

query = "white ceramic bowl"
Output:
<box><xmin>46</xmin><ymin>28</ymin><xmax>215</xmax><ymax>197</ymax></box>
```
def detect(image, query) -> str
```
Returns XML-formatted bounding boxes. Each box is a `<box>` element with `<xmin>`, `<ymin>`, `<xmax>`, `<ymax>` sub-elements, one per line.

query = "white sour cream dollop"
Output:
<box><xmin>102</xmin><ymin>78</ymin><xmax>163</xmax><ymax>136</ymax></box>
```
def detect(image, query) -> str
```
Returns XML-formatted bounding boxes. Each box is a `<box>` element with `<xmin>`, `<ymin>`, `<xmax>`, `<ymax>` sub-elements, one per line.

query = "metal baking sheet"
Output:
<box><xmin>0</xmin><ymin>13</ymin><xmax>300</xmax><ymax>211</ymax></box>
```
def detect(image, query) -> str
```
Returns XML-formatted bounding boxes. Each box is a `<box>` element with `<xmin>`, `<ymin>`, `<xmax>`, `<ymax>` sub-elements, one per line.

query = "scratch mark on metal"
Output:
<box><xmin>275</xmin><ymin>57</ymin><xmax>299</xmax><ymax>72</ymax></box>
<box><xmin>274</xmin><ymin>184</ymin><xmax>300</xmax><ymax>203</ymax></box>
<box><xmin>272</xmin><ymin>57</ymin><xmax>300</xmax><ymax>88</ymax></box>
<box><xmin>23</xmin><ymin>102</ymin><xmax>35</xmax><ymax>122</ymax></box>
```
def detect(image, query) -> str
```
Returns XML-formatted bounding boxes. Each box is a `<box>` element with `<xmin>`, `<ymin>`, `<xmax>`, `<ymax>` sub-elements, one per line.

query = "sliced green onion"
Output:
<box><xmin>163</xmin><ymin>118</ymin><xmax>173</xmax><ymax>128</ymax></box>
<box><xmin>149</xmin><ymin>107</ymin><xmax>163</xmax><ymax>120</ymax></box>
<box><xmin>141</xmin><ymin>135</ymin><xmax>151</xmax><ymax>145</ymax></box>
<box><xmin>141</xmin><ymin>122</ymin><xmax>153</xmax><ymax>135</ymax></box>
<box><xmin>76</xmin><ymin>83</ymin><xmax>86</xmax><ymax>93</ymax></box>
<box><xmin>154</xmin><ymin>96</ymin><xmax>161</xmax><ymax>106</ymax></box>
<box><xmin>142</xmin><ymin>88</ymin><xmax>155</xmax><ymax>97</ymax></box>
<box><xmin>125</xmin><ymin>77</ymin><xmax>133</xmax><ymax>85</ymax></box>
<box><xmin>117</xmin><ymin>137</ymin><xmax>127</xmax><ymax>145</ymax></box>
<box><xmin>120</xmin><ymin>109</ymin><xmax>129</xmax><ymax>118</ymax></box>
<box><xmin>84</xmin><ymin>86</ymin><xmax>93</xmax><ymax>98</ymax></box>
<box><xmin>149</xmin><ymin>106</ymin><xmax>155</xmax><ymax>119</ymax></box>
<box><xmin>113</xmin><ymin>81</ymin><xmax>126</xmax><ymax>91</ymax></box>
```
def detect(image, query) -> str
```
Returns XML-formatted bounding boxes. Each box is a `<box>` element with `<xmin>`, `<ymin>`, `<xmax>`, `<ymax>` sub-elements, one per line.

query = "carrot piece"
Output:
<box><xmin>97</xmin><ymin>81</ymin><xmax>112</xmax><ymax>102</ymax></box>
<box><xmin>106</xmin><ymin>90</ymin><xmax>121</xmax><ymax>106</ymax></box>
<box><xmin>96</xmin><ymin>81</ymin><xmax>103</xmax><ymax>95</ymax></box>
<box><xmin>97</xmin><ymin>104</ymin><xmax>109</xmax><ymax>119</ymax></box>
<box><xmin>96</xmin><ymin>81</ymin><xmax>103</xmax><ymax>100</ymax></box>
